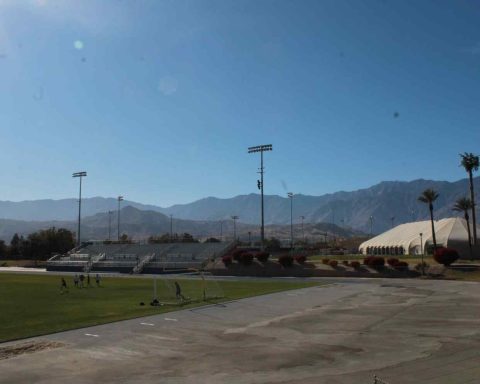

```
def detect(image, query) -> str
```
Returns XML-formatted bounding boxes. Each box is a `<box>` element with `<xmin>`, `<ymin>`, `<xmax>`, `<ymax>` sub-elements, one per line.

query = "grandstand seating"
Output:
<box><xmin>47</xmin><ymin>241</ymin><xmax>234</xmax><ymax>273</ymax></box>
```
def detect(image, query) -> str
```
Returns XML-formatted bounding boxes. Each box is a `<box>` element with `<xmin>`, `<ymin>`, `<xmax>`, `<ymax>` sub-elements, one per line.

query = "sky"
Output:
<box><xmin>0</xmin><ymin>0</ymin><xmax>479</xmax><ymax>207</ymax></box>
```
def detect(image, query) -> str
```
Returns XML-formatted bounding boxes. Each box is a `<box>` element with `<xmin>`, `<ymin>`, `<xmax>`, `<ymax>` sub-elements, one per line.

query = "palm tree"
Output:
<box><xmin>460</xmin><ymin>153</ymin><xmax>479</xmax><ymax>245</ymax></box>
<box><xmin>453</xmin><ymin>197</ymin><xmax>473</xmax><ymax>260</ymax></box>
<box><xmin>418</xmin><ymin>188</ymin><xmax>439</xmax><ymax>252</ymax></box>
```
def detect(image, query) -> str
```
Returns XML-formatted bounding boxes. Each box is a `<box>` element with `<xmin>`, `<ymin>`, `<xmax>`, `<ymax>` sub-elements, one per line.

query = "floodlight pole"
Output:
<box><xmin>420</xmin><ymin>232</ymin><xmax>424</xmax><ymax>276</ymax></box>
<box><xmin>288</xmin><ymin>192</ymin><xmax>294</xmax><ymax>250</ymax></box>
<box><xmin>369</xmin><ymin>216</ymin><xmax>374</xmax><ymax>237</ymax></box>
<box><xmin>300</xmin><ymin>215</ymin><xmax>305</xmax><ymax>243</ymax></box>
<box><xmin>219</xmin><ymin>220</ymin><xmax>223</xmax><ymax>242</ymax></box>
<box><xmin>108</xmin><ymin>210</ymin><xmax>112</xmax><ymax>240</ymax></box>
<box><xmin>248</xmin><ymin>144</ymin><xmax>272</xmax><ymax>250</ymax></box>
<box><xmin>231</xmin><ymin>215</ymin><xmax>239</xmax><ymax>241</ymax></box>
<box><xmin>117</xmin><ymin>196</ymin><xmax>124</xmax><ymax>241</ymax></box>
<box><xmin>391</xmin><ymin>216</ymin><xmax>395</xmax><ymax>228</ymax></box>
<box><xmin>72</xmin><ymin>171</ymin><xmax>87</xmax><ymax>247</ymax></box>
<box><xmin>170</xmin><ymin>214</ymin><xmax>173</xmax><ymax>242</ymax></box>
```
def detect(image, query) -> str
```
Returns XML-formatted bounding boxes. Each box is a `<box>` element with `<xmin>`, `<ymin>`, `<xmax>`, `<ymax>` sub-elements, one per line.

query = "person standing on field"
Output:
<box><xmin>60</xmin><ymin>278</ymin><xmax>68</xmax><ymax>294</ymax></box>
<box><xmin>73</xmin><ymin>274</ymin><xmax>79</xmax><ymax>288</ymax></box>
<box><xmin>79</xmin><ymin>274</ymin><xmax>84</xmax><ymax>288</ymax></box>
<box><xmin>174</xmin><ymin>281</ymin><xmax>186</xmax><ymax>301</ymax></box>
<box><xmin>95</xmin><ymin>274</ymin><xmax>101</xmax><ymax>287</ymax></box>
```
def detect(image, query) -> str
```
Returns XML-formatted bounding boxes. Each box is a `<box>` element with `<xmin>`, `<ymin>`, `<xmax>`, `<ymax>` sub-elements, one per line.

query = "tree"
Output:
<box><xmin>418</xmin><ymin>188</ymin><xmax>439</xmax><ymax>252</ymax></box>
<box><xmin>264</xmin><ymin>237</ymin><xmax>281</xmax><ymax>251</ymax></box>
<box><xmin>204</xmin><ymin>237</ymin><xmax>221</xmax><ymax>243</ymax></box>
<box><xmin>0</xmin><ymin>240</ymin><xmax>7</xmax><ymax>259</ymax></box>
<box><xmin>20</xmin><ymin>227</ymin><xmax>75</xmax><ymax>261</ymax></box>
<box><xmin>460</xmin><ymin>153</ymin><xmax>479</xmax><ymax>245</ymax></box>
<box><xmin>453</xmin><ymin>197</ymin><xmax>473</xmax><ymax>259</ymax></box>
<box><xmin>9</xmin><ymin>233</ymin><xmax>22</xmax><ymax>257</ymax></box>
<box><xmin>119</xmin><ymin>233</ymin><xmax>131</xmax><ymax>243</ymax></box>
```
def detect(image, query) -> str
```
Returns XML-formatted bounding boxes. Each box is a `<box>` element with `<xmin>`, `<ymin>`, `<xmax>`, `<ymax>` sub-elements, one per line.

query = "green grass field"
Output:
<box><xmin>0</xmin><ymin>273</ymin><xmax>321</xmax><ymax>343</ymax></box>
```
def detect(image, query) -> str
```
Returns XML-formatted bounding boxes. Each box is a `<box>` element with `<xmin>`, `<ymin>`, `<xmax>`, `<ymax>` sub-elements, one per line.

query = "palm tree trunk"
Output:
<box><xmin>469</xmin><ymin>170</ymin><xmax>477</xmax><ymax>245</ymax></box>
<box><xmin>465</xmin><ymin>212</ymin><xmax>473</xmax><ymax>260</ymax></box>
<box><xmin>429</xmin><ymin>204</ymin><xmax>437</xmax><ymax>252</ymax></box>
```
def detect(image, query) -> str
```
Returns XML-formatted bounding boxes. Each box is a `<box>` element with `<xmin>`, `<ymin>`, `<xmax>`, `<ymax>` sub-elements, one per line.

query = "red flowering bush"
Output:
<box><xmin>364</xmin><ymin>256</ymin><xmax>385</xmax><ymax>267</ymax></box>
<box><xmin>387</xmin><ymin>257</ymin><xmax>400</xmax><ymax>267</ymax></box>
<box><xmin>232</xmin><ymin>249</ymin><xmax>245</xmax><ymax>262</ymax></box>
<box><xmin>322</xmin><ymin>258</ymin><xmax>330</xmax><ymax>265</ymax></box>
<box><xmin>222</xmin><ymin>255</ymin><xmax>232</xmax><ymax>267</ymax></box>
<box><xmin>255</xmin><ymin>251</ymin><xmax>270</xmax><ymax>263</ymax></box>
<box><xmin>342</xmin><ymin>260</ymin><xmax>350</xmax><ymax>266</ymax></box>
<box><xmin>350</xmin><ymin>261</ymin><xmax>361</xmax><ymax>269</ymax></box>
<box><xmin>278</xmin><ymin>254</ymin><xmax>294</xmax><ymax>267</ymax></box>
<box><xmin>294</xmin><ymin>255</ymin><xmax>307</xmax><ymax>264</ymax></box>
<box><xmin>238</xmin><ymin>252</ymin><xmax>254</xmax><ymax>266</ymax></box>
<box><xmin>433</xmin><ymin>247</ymin><xmax>459</xmax><ymax>266</ymax></box>
<box><xmin>328</xmin><ymin>260</ymin><xmax>338</xmax><ymax>268</ymax></box>
<box><xmin>394</xmin><ymin>261</ymin><xmax>409</xmax><ymax>271</ymax></box>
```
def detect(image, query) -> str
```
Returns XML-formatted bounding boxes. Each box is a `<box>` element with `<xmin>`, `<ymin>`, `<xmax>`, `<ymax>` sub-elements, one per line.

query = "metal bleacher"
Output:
<box><xmin>47</xmin><ymin>241</ymin><xmax>234</xmax><ymax>274</ymax></box>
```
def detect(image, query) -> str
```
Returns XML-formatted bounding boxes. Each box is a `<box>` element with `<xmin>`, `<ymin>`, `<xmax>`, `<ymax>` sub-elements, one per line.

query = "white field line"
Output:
<box><xmin>85</xmin><ymin>333</ymin><xmax>99</xmax><ymax>337</ymax></box>
<box><xmin>164</xmin><ymin>318</ymin><xmax>178</xmax><ymax>322</ymax></box>
<box><xmin>140</xmin><ymin>322</ymin><xmax>155</xmax><ymax>326</ymax></box>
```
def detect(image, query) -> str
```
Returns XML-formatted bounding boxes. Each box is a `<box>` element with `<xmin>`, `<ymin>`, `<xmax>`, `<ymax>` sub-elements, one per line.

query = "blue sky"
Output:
<box><xmin>0</xmin><ymin>0</ymin><xmax>479</xmax><ymax>206</ymax></box>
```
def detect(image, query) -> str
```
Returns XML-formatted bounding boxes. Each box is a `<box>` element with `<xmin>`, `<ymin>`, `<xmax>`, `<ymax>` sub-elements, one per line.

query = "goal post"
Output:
<box><xmin>148</xmin><ymin>272</ymin><xmax>225</xmax><ymax>306</ymax></box>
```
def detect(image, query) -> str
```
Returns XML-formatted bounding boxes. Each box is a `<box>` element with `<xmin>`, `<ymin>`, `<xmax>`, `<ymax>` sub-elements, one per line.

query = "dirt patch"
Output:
<box><xmin>0</xmin><ymin>341</ymin><xmax>64</xmax><ymax>360</ymax></box>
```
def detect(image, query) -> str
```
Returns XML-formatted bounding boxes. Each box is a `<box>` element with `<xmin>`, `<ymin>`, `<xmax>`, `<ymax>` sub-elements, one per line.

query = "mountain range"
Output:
<box><xmin>0</xmin><ymin>177</ymin><xmax>478</xmax><ymax>239</ymax></box>
<box><xmin>0</xmin><ymin>206</ymin><xmax>360</xmax><ymax>243</ymax></box>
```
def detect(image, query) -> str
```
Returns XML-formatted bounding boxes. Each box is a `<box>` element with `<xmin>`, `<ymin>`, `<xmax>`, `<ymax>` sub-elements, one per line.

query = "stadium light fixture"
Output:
<box><xmin>117</xmin><ymin>196</ymin><xmax>124</xmax><ymax>241</ymax></box>
<box><xmin>231</xmin><ymin>215</ymin><xmax>239</xmax><ymax>241</ymax></box>
<box><xmin>247</xmin><ymin>144</ymin><xmax>272</xmax><ymax>250</ymax></box>
<box><xmin>72</xmin><ymin>171</ymin><xmax>87</xmax><ymax>246</ymax></box>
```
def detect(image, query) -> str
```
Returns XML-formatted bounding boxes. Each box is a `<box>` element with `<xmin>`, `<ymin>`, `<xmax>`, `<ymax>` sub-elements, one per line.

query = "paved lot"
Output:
<box><xmin>1</xmin><ymin>278</ymin><xmax>479</xmax><ymax>384</ymax></box>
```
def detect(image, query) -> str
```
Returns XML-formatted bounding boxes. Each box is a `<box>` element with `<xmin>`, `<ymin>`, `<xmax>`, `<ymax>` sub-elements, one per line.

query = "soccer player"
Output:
<box><xmin>174</xmin><ymin>281</ymin><xmax>186</xmax><ymax>301</ymax></box>
<box><xmin>60</xmin><ymin>278</ymin><xmax>68</xmax><ymax>294</ymax></box>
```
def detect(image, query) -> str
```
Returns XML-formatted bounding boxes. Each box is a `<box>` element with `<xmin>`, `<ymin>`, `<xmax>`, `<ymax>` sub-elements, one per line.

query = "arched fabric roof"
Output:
<box><xmin>359</xmin><ymin>217</ymin><xmax>478</xmax><ymax>257</ymax></box>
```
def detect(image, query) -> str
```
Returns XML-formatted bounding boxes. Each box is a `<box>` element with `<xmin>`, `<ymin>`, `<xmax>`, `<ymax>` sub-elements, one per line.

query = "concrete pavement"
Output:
<box><xmin>1</xmin><ymin>278</ymin><xmax>479</xmax><ymax>383</ymax></box>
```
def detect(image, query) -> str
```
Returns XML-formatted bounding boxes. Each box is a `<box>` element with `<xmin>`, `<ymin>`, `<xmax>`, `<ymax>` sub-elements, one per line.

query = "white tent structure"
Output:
<box><xmin>359</xmin><ymin>217</ymin><xmax>478</xmax><ymax>258</ymax></box>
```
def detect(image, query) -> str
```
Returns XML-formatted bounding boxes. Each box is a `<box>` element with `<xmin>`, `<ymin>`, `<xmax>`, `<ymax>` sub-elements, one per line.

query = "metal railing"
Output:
<box><xmin>132</xmin><ymin>253</ymin><xmax>155</xmax><ymax>274</ymax></box>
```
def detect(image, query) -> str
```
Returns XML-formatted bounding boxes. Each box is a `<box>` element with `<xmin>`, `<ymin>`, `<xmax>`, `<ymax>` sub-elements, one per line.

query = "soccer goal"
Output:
<box><xmin>150</xmin><ymin>272</ymin><xmax>225</xmax><ymax>306</ymax></box>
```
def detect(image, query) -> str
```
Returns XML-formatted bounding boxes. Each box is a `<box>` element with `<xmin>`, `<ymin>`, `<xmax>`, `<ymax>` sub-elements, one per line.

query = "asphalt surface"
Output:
<box><xmin>1</xmin><ymin>277</ymin><xmax>480</xmax><ymax>383</ymax></box>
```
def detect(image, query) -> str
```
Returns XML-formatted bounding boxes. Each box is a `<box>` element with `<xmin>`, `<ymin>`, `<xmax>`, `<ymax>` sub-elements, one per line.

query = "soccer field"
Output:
<box><xmin>0</xmin><ymin>273</ymin><xmax>320</xmax><ymax>343</ymax></box>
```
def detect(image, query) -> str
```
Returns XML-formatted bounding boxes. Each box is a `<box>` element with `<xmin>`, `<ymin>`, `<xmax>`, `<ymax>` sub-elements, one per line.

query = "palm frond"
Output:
<box><xmin>460</xmin><ymin>152</ymin><xmax>480</xmax><ymax>172</ymax></box>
